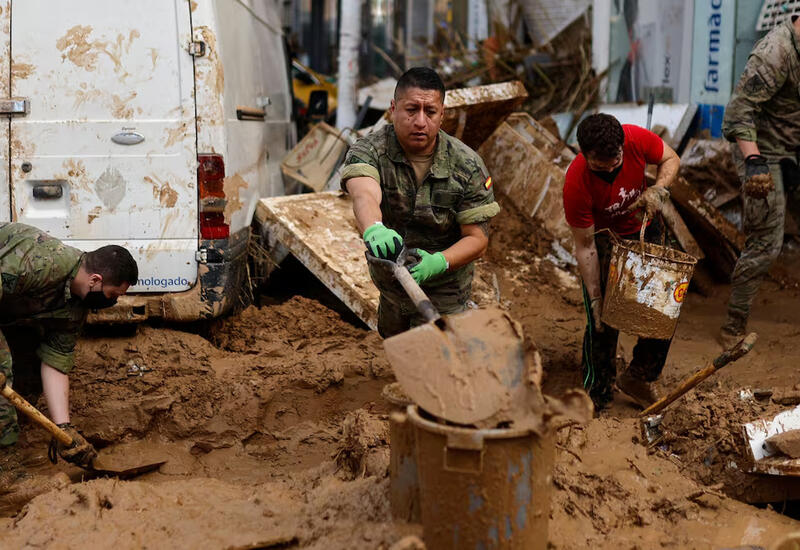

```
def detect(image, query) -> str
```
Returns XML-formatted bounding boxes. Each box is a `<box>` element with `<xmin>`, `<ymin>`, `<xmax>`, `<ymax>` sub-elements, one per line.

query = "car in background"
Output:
<box><xmin>291</xmin><ymin>59</ymin><xmax>337</xmax><ymax>132</ymax></box>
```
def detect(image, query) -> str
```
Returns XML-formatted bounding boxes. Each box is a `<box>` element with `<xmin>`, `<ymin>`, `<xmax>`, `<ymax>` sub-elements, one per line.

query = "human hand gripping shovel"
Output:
<box><xmin>0</xmin><ymin>373</ymin><xmax>165</xmax><ymax>478</ymax></box>
<box><xmin>640</xmin><ymin>333</ymin><xmax>757</xmax><ymax>444</ymax></box>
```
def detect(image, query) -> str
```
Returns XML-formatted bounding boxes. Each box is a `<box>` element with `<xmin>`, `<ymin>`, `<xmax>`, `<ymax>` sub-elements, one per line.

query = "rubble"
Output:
<box><xmin>478</xmin><ymin>113</ymin><xmax>572</xmax><ymax>243</ymax></box>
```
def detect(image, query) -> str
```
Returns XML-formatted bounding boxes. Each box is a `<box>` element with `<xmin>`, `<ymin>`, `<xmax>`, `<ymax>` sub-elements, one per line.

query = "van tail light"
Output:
<box><xmin>197</xmin><ymin>154</ymin><xmax>229</xmax><ymax>239</ymax></box>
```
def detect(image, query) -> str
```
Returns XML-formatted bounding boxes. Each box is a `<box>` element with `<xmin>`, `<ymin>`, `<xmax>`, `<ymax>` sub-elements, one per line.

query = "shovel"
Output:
<box><xmin>375</xmin><ymin>250</ymin><xmax>530</xmax><ymax>426</ymax></box>
<box><xmin>639</xmin><ymin>332</ymin><xmax>757</xmax><ymax>444</ymax></box>
<box><xmin>0</xmin><ymin>373</ymin><xmax>165</xmax><ymax>478</ymax></box>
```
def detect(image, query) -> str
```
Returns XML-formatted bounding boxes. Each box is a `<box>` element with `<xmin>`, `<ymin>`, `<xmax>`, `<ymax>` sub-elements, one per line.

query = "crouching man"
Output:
<box><xmin>0</xmin><ymin>222</ymin><xmax>137</xmax><ymax>467</ymax></box>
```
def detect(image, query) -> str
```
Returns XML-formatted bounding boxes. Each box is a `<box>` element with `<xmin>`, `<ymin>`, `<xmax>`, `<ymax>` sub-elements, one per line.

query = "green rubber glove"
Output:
<box><xmin>409</xmin><ymin>250</ymin><xmax>448</xmax><ymax>284</ymax></box>
<box><xmin>363</xmin><ymin>222</ymin><xmax>403</xmax><ymax>260</ymax></box>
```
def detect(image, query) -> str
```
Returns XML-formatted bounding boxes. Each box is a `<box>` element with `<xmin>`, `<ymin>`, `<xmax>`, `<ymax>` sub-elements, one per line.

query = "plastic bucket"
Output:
<box><xmin>602</xmin><ymin>233</ymin><xmax>697</xmax><ymax>340</ymax></box>
<box><xmin>382</xmin><ymin>383</ymin><xmax>419</xmax><ymax>522</ymax></box>
<box><xmin>408</xmin><ymin>405</ymin><xmax>553</xmax><ymax>550</ymax></box>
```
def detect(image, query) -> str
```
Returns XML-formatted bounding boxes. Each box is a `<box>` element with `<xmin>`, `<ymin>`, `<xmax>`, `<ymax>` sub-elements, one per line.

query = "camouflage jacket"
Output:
<box><xmin>341</xmin><ymin>124</ymin><xmax>500</xmax><ymax>294</ymax></box>
<box><xmin>723</xmin><ymin>19</ymin><xmax>800</xmax><ymax>159</ymax></box>
<box><xmin>0</xmin><ymin>223</ymin><xmax>86</xmax><ymax>373</ymax></box>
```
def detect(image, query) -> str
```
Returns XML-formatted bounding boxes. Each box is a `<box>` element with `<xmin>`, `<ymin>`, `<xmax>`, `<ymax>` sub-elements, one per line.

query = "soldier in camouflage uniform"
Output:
<box><xmin>0</xmin><ymin>222</ymin><xmax>137</xmax><ymax>468</ymax></box>
<box><xmin>341</xmin><ymin>67</ymin><xmax>499</xmax><ymax>337</ymax></box>
<box><xmin>720</xmin><ymin>16</ymin><xmax>800</xmax><ymax>347</ymax></box>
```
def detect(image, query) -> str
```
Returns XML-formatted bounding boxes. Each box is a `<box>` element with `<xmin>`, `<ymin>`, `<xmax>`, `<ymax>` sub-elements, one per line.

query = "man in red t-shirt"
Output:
<box><xmin>563</xmin><ymin>113</ymin><xmax>680</xmax><ymax>411</ymax></box>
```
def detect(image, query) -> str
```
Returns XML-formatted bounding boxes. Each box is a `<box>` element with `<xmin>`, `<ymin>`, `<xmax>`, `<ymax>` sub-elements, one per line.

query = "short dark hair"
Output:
<box><xmin>576</xmin><ymin>114</ymin><xmax>625</xmax><ymax>159</ymax></box>
<box><xmin>394</xmin><ymin>67</ymin><xmax>445</xmax><ymax>103</ymax></box>
<box><xmin>84</xmin><ymin>245</ymin><xmax>138</xmax><ymax>287</ymax></box>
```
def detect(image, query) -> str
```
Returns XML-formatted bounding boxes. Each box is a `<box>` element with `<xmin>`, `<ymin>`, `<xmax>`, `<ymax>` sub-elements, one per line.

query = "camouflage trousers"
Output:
<box><xmin>377</xmin><ymin>283</ymin><xmax>470</xmax><ymax>338</ymax></box>
<box><xmin>723</xmin><ymin>158</ymin><xmax>800</xmax><ymax>334</ymax></box>
<box><xmin>0</xmin><ymin>329</ymin><xmax>17</xmax><ymax>447</ymax></box>
<box><xmin>582</xmin><ymin>218</ymin><xmax>672</xmax><ymax>409</ymax></box>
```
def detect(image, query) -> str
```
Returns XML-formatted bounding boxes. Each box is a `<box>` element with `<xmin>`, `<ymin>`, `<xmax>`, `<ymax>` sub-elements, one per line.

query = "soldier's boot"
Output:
<box><xmin>718</xmin><ymin>310</ymin><xmax>747</xmax><ymax>351</ymax></box>
<box><xmin>616</xmin><ymin>368</ymin><xmax>659</xmax><ymax>409</ymax></box>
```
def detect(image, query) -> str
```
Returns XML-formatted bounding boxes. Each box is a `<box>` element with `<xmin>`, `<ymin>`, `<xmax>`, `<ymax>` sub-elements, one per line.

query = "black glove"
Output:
<box><xmin>48</xmin><ymin>423</ymin><xmax>97</xmax><ymax>469</ymax></box>
<box><xmin>744</xmin><ymin>154</ymin><xmax>774</xmax><ymax>198</ymax></box>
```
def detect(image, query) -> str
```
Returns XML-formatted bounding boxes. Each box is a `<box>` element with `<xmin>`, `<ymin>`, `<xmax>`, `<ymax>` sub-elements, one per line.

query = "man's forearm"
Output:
<box><xmin>736</xmin><ymin>138</ymin><xmax>760</xmax><ymax>158</ymax></box>
<box><xmin>352</xmin><ymin>194</ymin><xmax>382</xmax><ymax>234</ymax></box>
<box><xmin>41</xmin><ymin>362</ymin><xmax>70</xmax><ymax>424</ymax></box>
<box><xmin>442</xmin><ymin>235</ymin><xmax>486</xmax><ymax>270</ymax></box>
<box><xmin>346</xmin><ymin>177</ymin><xmax>383</xmax><ymax>234</ymax></box>
<box><xmin>654</xmin><ymin>156</ymin><xmax>679</xmax><ymax>189</ymax></box>
<box><xmin>576</xmin><ymin>241</ymin><xmax>602</xmax><ymax>299</ymax></box>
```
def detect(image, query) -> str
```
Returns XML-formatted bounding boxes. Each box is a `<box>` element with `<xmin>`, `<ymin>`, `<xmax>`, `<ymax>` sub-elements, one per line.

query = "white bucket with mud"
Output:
<box><xmin>407</xmin><ymin>405</ymin><xmax>553</xmax><ymax>550</ymax></box>
<box><xmin>602</xmin><ymin>237</ymin><xmax>697</xmax><ymax>340</ymax></box>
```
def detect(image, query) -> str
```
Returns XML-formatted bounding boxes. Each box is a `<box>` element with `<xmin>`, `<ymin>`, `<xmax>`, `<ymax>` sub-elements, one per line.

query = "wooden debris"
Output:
<box><xmin>478</xmin><ymin>115</ymin><xmax>571</xmax><ymax>242</ymax></box>
<box><xmin>440</xmin><ymin>81</ymin><xmax>529</xmax><ymax>150</ymax></box>
<box><xmin>660</xmin><ymin>199</ymin><xmax>705</xmax><ymax>260</ymax></box>
<box><xmin>669</xmin><ymin>177</ymin><xmax>746</xmax><ymax>278</ymax></box>
<box><xmin>255</xmin><ymin>192</ymin><xmax>379</xmax><ymax>330</ymax></box>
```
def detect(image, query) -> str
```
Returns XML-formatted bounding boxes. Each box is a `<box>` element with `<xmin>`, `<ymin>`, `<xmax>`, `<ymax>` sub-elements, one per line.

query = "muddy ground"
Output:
<box><xmin>3</xmin><ymin>194</ymin><xmax>800</xmax><ymax>548</ymax></box>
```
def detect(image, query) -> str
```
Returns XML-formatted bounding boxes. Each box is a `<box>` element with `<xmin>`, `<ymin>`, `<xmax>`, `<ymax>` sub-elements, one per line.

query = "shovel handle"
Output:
<box><xmin>392</xmin><ymin>263</ymin><xmax>441</xmax><ymax>323</ymax></box>
<box><xmin>639</xmin><ymin>332</ymin><xmax>757</xmax><ymax>417</ymax></box>
<box><xmin>0</xmin><ymin>373</ymin><xmax>73</xmax><ymax>446</ymax></box>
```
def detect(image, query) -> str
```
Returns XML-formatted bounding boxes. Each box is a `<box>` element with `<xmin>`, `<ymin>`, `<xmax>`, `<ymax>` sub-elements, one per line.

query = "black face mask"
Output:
<box><xmin>83</xmin><ymin>290</ymin><xmax>118</xmax><ymax>310</ymax></box>
<box><xmin>590</xmin><ymin>162</ymin><xmax>623</xmax><ymax>184</ymax></box>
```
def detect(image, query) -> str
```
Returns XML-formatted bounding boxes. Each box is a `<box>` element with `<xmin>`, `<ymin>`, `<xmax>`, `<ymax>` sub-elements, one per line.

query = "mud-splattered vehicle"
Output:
<box><xmin>0</xmin><ymin>0</ymin><xmax>294</xmax><ymax>322</ymax></box>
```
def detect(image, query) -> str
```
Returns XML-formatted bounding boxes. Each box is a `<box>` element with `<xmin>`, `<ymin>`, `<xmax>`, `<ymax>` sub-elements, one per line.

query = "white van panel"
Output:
<box><xmin>0</xmin><ymin>2</ymin><xmax>9</xmax><ymax>223</ymax></box>
<box><xmin>67</xmin><ymin>238</ymin><xmax>198</xmax><ymax>292</ymax></box>
<box><xmin>193</xmin><ymin>0</ymin><xmax>292</xmax><ymax>234</ymax></box>
<box><xmin>9</xmin><ymin>0</ymin><xmax>197</xmax><ymax>292</ymax></box>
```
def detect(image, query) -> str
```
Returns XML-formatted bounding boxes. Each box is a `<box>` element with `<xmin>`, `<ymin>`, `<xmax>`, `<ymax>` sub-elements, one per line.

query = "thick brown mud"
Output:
<box><xmin>2</xmin><ymin>192</ymin><xmax>800</xmax><ymax>548</ymax></box>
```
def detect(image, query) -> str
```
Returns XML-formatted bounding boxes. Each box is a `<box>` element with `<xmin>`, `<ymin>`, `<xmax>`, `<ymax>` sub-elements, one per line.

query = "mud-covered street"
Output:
<box><xmin>3</xmin><ymin>194</ymin><xmax>800</xmax><ymax>548</ymax></box>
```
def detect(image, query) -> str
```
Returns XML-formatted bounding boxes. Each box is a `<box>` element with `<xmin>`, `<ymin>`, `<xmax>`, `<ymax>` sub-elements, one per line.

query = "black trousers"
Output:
<box><xmin>581</xmin><ymin>218</ymin><xmax>672</xmax><ymax>408</ymax></box>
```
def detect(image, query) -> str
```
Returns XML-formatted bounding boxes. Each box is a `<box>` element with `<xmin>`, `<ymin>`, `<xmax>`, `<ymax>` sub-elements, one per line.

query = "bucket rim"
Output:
<box><xmin>382</xmin><ymin>382</ymin><xmax>413</xmax><ymax>407</ymax></box>
<box><xmin>614</xmin><ymin>239</ymin><xmax>698</xmax><ymax>266</ymax></box>
<box><xmin>406</xmin><ymin>405</ymin><xmax>533</xmax><ymax>439</ymax></box>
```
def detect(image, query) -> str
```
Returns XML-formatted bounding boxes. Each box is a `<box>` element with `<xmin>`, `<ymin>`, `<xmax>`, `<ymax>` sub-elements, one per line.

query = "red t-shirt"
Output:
<box><xmin>563</xmin><ymin>124</ymin><xmax>664</xmax><ymax>235</ymax></box>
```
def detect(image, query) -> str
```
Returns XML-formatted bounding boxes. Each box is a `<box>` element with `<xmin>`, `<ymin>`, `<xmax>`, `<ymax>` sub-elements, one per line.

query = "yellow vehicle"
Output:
<box><xmin>291</xmin><ymin>59</ymin><xmax>337</xmax><ymax>121</ymax></box>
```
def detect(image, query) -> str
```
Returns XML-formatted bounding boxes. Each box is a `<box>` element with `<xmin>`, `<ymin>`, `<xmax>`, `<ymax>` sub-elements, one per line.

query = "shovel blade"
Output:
<box><xmin>383</xmin><ymin>307</ymin><xmax>526</xmax><ymax>425</ymax></box>
<box><xmin>89</xmin><ymin>458</ymin><xmax>166</xmax><ymax>478</ymax></box>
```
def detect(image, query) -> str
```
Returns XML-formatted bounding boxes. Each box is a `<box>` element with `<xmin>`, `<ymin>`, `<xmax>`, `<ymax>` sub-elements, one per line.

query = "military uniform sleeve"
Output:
<box><xmin>36</xmin><ymin>308</ymin><xmax>86</xmax><ymax>374</ymax></box>
<box><xmin>455</xmin><ymin>156</ymin><xmax>501</xmax><ymax>225</ymax></box>
<box><xmin>723</xmin><ymin>37</ymin><xmax>789</xmax><ymax>143</ymax></box>
<box><xmin>340</xmin><ymin>137</ymin><xmax>381</xmax><ymax>190</ymax></box>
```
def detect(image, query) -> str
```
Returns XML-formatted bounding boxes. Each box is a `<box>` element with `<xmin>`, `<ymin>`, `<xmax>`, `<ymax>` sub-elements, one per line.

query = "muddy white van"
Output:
<box><xmin>0</xmin><ymin>0</ymin><xmax>294</xmax><ymax>322</ymax></box>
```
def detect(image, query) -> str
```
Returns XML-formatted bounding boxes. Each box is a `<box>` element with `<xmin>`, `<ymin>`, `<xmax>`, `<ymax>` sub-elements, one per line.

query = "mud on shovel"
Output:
<box><xmin>640</xmin><ymin>332</ymin><xmax>757</xmax><ymax>445</ymax></box>
<box><xmin>373</xmin><ymin>249</ymin><xmax>530</xmax><ymax>427</ymax></box>
<box><xmin>0</xmin><ymin>373</ymin><xmax>165</xmax><ymax>478</ymax></box>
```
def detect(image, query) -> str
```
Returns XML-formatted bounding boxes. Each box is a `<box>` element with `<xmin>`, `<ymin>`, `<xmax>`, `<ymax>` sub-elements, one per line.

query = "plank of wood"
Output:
<box><xmin>670</xmin><ymin>177</ymin><xmax>746</xmax><ymax>251</ymax></box>
<box><xmin>660</xmin><ymin>199</ymin><xmax>705</xmax><ymax>260</ymax></box>
<box><xmin>255</xmin><ymin>192</ymin><xmax>379</xmax><ymax>330</ymax></box>
<box><xmin>710</xmin><ymin>189</ymin><xmax>740</xmax><ymax>209</ymax></box>
<box><xmin>478</xmin><ymin>121</ymin><xmax>571</xmax><ymax>243</ymax></box>
<box><xmin>441</xmin><ymin>81</ymin><xmax>529</xmax><ymax>150</ymax></box>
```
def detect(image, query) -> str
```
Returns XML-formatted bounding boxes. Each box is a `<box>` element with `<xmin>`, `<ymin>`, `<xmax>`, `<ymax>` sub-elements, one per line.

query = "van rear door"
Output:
<box><xmin>0</xmin><ymin>2</ymin><xmax>9</xmax><ymax>223</ymax></box>
<box><xmin>9</xmin><ymin>0</ymin><xmax>198</xmax><ymax>292</ymax></box>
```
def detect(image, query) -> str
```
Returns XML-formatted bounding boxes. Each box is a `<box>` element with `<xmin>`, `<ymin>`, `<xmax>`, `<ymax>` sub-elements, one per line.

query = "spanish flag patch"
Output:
<box><xmin>484</xmin><ymin>176</ymin><xmax>493</xmax><ymax>190</ymax></box>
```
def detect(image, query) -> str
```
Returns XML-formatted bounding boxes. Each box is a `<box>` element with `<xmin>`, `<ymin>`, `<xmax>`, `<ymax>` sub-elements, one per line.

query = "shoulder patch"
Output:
<box><xmin>743</xmin><ymin>74</ymin><xmax>766</xmax><ymax>95</ymax></box>
<box><xmin>484</xmin><ymin>176</ymin><xmax>493</xmax><ymax>190</ymax></box>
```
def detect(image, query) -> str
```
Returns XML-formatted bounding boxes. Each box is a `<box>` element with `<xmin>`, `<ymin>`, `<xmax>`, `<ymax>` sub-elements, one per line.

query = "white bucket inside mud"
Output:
<box><xmin>407</xmin><ymin>405</ymin><xmax>553</xmax><ymax>550</ymax></box>
<box><xmin>602</xmin><ymin>239</ymin><xmax>697</xmax><ymax>340</ymax></box>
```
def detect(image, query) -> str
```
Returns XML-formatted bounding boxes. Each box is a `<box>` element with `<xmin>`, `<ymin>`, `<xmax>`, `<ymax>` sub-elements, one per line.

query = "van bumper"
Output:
<box><xmin>88</xmin><ymin>228</ymin><xmax>249</xmax><ymax>324</ymax></box>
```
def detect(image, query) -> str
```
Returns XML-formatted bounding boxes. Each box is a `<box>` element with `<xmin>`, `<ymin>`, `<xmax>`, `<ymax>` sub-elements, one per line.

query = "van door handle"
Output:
<box><xmin>30</xmin><ymin>180</ymin><xmax>65</xmax><ymax>199</ymax></box>
<box><xmin>236</xmin><ymin>106</ymin><xmax>265</xmax><ymax>121</ymax></box>
<box><xmin>0</xmin><ymin>98</ymin><xmax>29</xmax><ymax>116</ymax></box>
